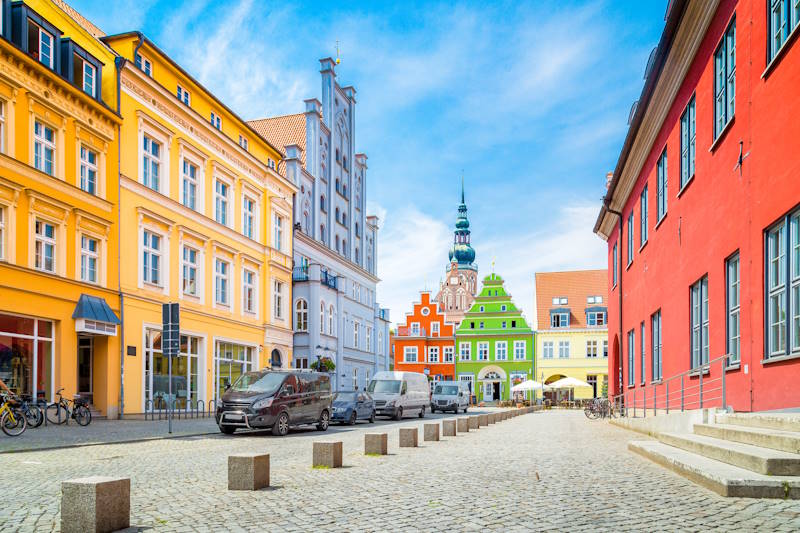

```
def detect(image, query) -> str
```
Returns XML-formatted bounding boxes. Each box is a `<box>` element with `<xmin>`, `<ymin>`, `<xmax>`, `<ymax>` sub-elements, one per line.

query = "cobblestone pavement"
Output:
<box><xmin>2</xmin><ymin>410</ymin><xmax>800</xmax><ymax>532</ymax></box>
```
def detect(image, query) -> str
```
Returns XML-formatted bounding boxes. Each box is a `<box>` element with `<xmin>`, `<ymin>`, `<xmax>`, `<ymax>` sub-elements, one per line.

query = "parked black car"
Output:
<box><xmin>216</xmin><ymin>370</ymin><xmax>331</xmax><ymax>436</ymax></box>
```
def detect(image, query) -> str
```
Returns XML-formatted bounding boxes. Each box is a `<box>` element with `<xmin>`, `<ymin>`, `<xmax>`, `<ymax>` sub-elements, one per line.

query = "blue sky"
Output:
<box><xmin>72</xmin><ymin>0</ymin><xmax>666</xmax><ymax>325</ymax></box>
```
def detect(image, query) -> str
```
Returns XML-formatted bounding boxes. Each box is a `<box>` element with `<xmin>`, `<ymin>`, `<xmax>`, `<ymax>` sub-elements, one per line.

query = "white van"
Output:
<box><xmin>367</xmin><ymin>371</ymin><xmax>430</xmax><ymax>420</ymax></box>
<box><xmin>430</xmin><ymin>380</ymin><xmax>470</xmax><ymax>414</ymax></box>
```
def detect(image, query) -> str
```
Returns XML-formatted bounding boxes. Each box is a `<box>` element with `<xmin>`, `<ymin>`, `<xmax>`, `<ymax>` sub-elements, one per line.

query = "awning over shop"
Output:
<box><xmin>72</xmin><ymin>294</ymin><xmax>120</xmax><ymax>336</ymax></box>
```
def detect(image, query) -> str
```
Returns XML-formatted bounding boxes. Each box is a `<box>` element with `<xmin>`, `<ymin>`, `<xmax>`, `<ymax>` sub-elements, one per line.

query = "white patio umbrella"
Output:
<box><xmin>547</xmin><ymin>377</ymin><xmax>592</xmax><ymax>403</ymax></box>
<box><xmin>510</xmin><ymin>379</ymin><xmax>549</xmax><ymax>392</ymax></box>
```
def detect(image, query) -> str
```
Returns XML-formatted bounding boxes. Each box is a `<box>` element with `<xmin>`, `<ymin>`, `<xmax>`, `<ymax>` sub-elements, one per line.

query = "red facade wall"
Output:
<box><xmin>393</xmin><ymin>292</ymin><xmax>456</xmax><ymax>381</ymax></box>
<box><xmin>607</xmin><ymin>0</ymin><xmax>800</xmax><ymax>411</ymax></box>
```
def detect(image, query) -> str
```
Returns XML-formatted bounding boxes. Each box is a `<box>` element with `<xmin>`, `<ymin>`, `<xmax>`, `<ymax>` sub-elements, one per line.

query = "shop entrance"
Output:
<box><xmin>77</xmin><ymin>337</ymin><xmax>93</xmax><ymax>405</ymax></box>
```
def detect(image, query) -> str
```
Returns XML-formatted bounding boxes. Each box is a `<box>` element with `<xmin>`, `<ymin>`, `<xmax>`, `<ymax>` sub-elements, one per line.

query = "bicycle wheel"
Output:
<box><xmin>1</xmin><ymin>409</ymin><xmax>27</xmax><ymax>436</ymax></box>
<box><xmin>25</xmin><ymin>405</ymin><xmax>44</xmax><ymax>428</ymax></box>
<box><xmin>46</xmin><ymin>403</ymin><xmax>69</xmax><ymax>425</ymax></box>
<box><xmin>74</xmin><ymin>405</ymin><xmax>92</xmax><ymax>426</ymax></box>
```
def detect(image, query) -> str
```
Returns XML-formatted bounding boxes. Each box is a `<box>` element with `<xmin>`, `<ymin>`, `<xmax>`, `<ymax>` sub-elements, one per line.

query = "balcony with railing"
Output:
<box><xmin>321</xmin><ymin>271</ymin><xmax>337</xmax><ymax>289</ymax></box>
<box><xmin>396</xmin><ymin>326</ymin><xmax>425</xmax><ymax>337</ymax></box>
<box><xmin>378</xmin><ymin>308</ymin><xmax>390</xmax><ymax>321</ymax></box>
<box><xmin>292</xmin><ymin>266</ymin><xmax>309</xmax><ymax>281</ymax></box>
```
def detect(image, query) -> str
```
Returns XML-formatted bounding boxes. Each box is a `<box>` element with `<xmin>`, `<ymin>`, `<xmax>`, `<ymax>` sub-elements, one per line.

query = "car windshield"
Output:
<box><xmin>367</xmin><ymin>380</ymin><xmax>401</xmax><ymax>394</ymax></box>
<box><xmin>230</xmin><ymin>372</ymin><xmax>285</xmax><ymax>394</ymax></box>
<box><xmin>333</xmin><ymin>392</ymin><xmax>358</xmax><ymax>402</ymax></box>
<box><xmin>434</xmin><ymin>385</ymin><xmax>459</xmax><ymax>395</ymax></box>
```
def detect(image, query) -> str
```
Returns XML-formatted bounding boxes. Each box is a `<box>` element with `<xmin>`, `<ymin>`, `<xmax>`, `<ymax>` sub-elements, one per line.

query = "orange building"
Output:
<box><xmin>392</xmin><ymin>292</ymin><xmax>456</xmax><ymax>387</ymax></box>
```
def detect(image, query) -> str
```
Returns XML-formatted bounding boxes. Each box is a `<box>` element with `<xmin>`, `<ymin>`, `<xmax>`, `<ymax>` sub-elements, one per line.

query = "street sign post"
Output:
<box><xmin>162</xmin><ymin>302</ymin><xmax>180</xmax><ymax>434</ymax></box>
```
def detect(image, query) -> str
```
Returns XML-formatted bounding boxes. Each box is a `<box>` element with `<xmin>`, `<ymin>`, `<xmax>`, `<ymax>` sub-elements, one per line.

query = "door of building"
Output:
<box><xmin>484</xmin><ymin>382</ymin><xmax>493</xmax><ymax>401</ymax></box>
<box><xmin>494</xmin><ymin>382</ymin><xmax>501</xmax><ymax>401</ymax></box>
<box><xmin>77</xmin><ymin>337</ymin><xmax>93</xmax><ymax>405</ymax></box>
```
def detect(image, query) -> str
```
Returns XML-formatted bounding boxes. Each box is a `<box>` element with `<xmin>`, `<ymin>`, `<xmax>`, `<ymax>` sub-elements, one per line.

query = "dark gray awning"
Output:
<box><xmin>585</xmin><ymin>306</ymin><xmax>608</xmax><ymax>313</ymax></box>
<box><xmin>72</xmin><ymin>294</ymin><xmax>121</xmax><ymax>325</ymax></box>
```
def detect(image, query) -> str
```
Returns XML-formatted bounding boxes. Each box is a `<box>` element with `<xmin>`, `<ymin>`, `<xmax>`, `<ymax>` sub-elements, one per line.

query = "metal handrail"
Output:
<box><xmin>612</xmin><ymin>352</ymin><xmax>731</xmax><ymax>418</ymax></box>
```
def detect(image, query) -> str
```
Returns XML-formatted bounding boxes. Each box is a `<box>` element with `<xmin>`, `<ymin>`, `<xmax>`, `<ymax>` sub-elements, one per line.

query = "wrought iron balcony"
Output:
<box><xmin>292</xmin><ymin>267</ymin><xmax>309</xmax><ymax>281</ymax></box>
<box><xmin>321</xmin><ymin>271</ymin><xmax>338</xmax><ymax>289</ymax></box>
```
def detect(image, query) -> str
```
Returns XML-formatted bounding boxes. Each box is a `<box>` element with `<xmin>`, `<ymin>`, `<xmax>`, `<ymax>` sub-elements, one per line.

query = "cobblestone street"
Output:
<box><xmin>2</xmin><ymin>410</ymin><xmax>799</xmax><ymax>532</ymax></box>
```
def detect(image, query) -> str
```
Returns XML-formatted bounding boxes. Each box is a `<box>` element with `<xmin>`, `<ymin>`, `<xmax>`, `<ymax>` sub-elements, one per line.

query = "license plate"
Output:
<box><xmin>226</xmin><ymin>414</ymin><xmax>243</xmax><ymax>421</ymax></box>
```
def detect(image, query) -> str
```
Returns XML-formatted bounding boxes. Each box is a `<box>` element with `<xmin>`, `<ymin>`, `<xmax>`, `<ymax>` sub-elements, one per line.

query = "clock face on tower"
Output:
<box><xmin>449</xmin><ymin>277</ymin><xmax>458</xmax><ymax>285</ymax></box>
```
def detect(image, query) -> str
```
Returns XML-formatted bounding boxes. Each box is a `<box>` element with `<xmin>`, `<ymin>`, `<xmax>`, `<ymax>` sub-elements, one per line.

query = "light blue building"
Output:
<box><xmin>249</xmin><ymin>58</ymin><xmax>390</xmax><ymax>390</ymax></box>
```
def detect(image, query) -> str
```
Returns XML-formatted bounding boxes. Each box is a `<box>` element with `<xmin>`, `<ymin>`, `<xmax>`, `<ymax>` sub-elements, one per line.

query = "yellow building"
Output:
<box><xmin>534</xmin><ymin>270</ymin><xmax>608</xmax><ymax>401</ymax></box>
<box><xmin>0</xmin><ymin>0</ymin><xmax>122</xmax><ymax>415</ymax></box>
<box><xmin>102</xmin><ymin>32</ymin><xmax>295</xmax><ymax>416</ymax></box>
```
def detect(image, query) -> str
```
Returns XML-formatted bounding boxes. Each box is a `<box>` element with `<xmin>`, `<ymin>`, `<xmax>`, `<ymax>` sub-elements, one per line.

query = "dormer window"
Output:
<box><xmin>177</xmin><ymin>85</ymin><xmax>190</xmax><ymax>105</ymax></box>
<box><xmin>551</xmin><ymin>312</ymin><xmax>569</xmax><ymax>328</ymax></box>
<box><xmin>210</xmin><ymin>112</ymin><xmax>221</xmax><ymax>130</ymax></box>
<box><xmin>28</xmin><ymin>20</ymin><xmax>54</xmax><ymax>68</ymax></box>
<box><xmin>134</xmin><ymin>53</ymin><xmax>152</xmax><ymax>77</ymax></box>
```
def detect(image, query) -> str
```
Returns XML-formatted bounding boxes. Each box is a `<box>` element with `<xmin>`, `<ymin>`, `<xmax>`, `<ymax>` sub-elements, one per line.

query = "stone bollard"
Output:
<box><xmin>443</xmin><ymin>419</ymin><xmax>457</xmax><ymax>436</ymax></box>
<box><xmin>313</xmin><ymin>441</ymin><xmax>343</xmax><ymax>468</ymax></box>
<box><xmin>399</xmin><ymin>427</ymin><xmax>419</xmax><ymax>447</ymax></box>
<box><xmin>457</xmin><ymin>417</ymin><xmax>470</xmax><ymax>432</ymax></box>
<box><xmin>478</xmin><ymin>414</ymin><xmax>488</xmax><ymax>427</ymax></box>
<box><xmin>489</xmin><ymin>413</ymin><xmax>497</xmax><ymax>424</ymax></box>
<box><xmin>228</xmin><ymin>453</ymin><xmax>270</xmax><ymax>490</ymax></box>
<box><xmin>469</xmin><ymin>416</ymin><xmax>480</xmax><ymax>430</ymax></box>
<box><xmin>424</xmin><ymin>423</ymin><xmax>440</xmax><ymax>442</ymax></box>
<box><xmin>365</xmin><ymin>433</ymin><xmax>388</xmax><ymax>455</ymax></box>
<box><xmin>61</xmin><ymin>476</ymin><xmax>130</xmax><ymax>533</ymax></box>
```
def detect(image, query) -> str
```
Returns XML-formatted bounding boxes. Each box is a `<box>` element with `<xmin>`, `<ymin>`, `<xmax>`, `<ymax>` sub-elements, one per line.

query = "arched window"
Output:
<box><xmin>295</xmin><ymin>299</ymin><xmax>308</xmax><ymax>331</ymax></box>
<box><xmin>270</xmin><ymin>349</ymin><xmax>282</xmax><ymax>369</ymax></box>
<box><xmin>329</xmin><ymin>305</ymin><xmax>335</xmax><ymax>335</ymax></box>
<box><xmin>320</xmin><ymin>301</ymin><xmax>325</xmax><ymax>334</ymax></box>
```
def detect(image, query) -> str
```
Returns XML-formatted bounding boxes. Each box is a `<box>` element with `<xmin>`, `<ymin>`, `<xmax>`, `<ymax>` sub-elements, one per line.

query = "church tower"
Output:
<box><xmin>435</xmin><ymin>179</ymin><xmax>478</xmax><ymax>326</ymax></box>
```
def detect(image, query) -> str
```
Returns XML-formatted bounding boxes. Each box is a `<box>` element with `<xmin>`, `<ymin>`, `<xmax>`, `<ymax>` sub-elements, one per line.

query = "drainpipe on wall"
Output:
<box><xmin>606</xmin><ymin>204</ymin><xmax>624</xmax><ymax>396</ymax></box>
<box><xmin>114</xmin><ymin>54</ymin><xmax>127</xmax><ymax>419</ymax></box>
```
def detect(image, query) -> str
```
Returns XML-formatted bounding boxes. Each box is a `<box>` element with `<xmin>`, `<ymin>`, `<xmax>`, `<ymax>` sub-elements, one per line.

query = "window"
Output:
<box><xmin>723</xmin><ymin>252</ymin><xmax>741</xmax><ymax>365</ymax></box>
<box><xmin>543</xmin><ymin>341</ymin><xmax>554</xmax><ymax>359</ymax></box>
<box><xmin>142</xmin><ymin>230</ymin><xmax>161</xmax><ymax>285</ymax></box>
<box><xmin>501</xmin><ymin>321</ymin><xmax>507</xmax><ymax>329</ymax></box>
<box><xmin>587</xmin><ymin>311</ymin><xmax>606</xmax><ymax>326</ymax></box>
<box><xmin>640</xmin><ymin>321</ymin><xmax>646</xmax><ymax>384</ymax></box>
<box><xmin>404</xmin><ymin>346</ymin><xmax>418</xmax><ymax>363</ymax></box>
<box><xmin>479</xmin><ymin>321</ymin><xmax>484</xmax><ymax>329</ymax></box>
<box><xmin>320</xmin><ymin>195</ymin><xmax>326</xmax><ymax>212</ymax></box>
<box><xmin>142</xmin><ymin>135</ymin><xmax>160</xmax><ymax>191</ymax></box>
<box><xmin>80</xmin><ymin>146</ymin><xmax>98</xmax><ymax>195</ymax></box>
<box><xmin>273</xmin><ymin>213</ymin><xmax>283</xmax><ymax>251</ymax></box>
<box><xmin>603</xmin><ymin>340</ymin><xmax>609</xmax><ymax>358</ymax></box>
<box><xmin>587</xmin><ymin>296</ymin><xmax>603</xmax><ymax>304</ymax></box>
<box><xmin>34</xmin><ymin>121</ymin><xmax>55</xmax><ymax>176</ymax></box>
<box><xmin>690</xmin><ymin>275</ymin><xmax>709</xmax><ymax>368</ymax></box>
<box><xmin>495</xmin><ymin>341</ymin><xmax>507</xmax><ymax>360</ymax></box>
<box><xmin>214</xmin><ymin>179</ymin><xmax>229</xmax><ymax>226</ymax></box>
<box><xmin>80</xmin><ymin>235</ymin><xmax>98</xmax><ymax>283</ymax></box>
<box><xmin>431</xmin><ymin>322</ymin><xmax>440</xmax><ymax>336</ymax></box>
<box><xmin>134</xmin><ymin>53</ymin><xmax>152</xmax><ymax>76</ymax></box>
<box><xmin>656</xmin><ymin>148</ymin><xmax>667</xmax><ymax>221</ymax></box>
<box><xmin>680</xmin><ymin>96</ymin><xmax>696</xmax><ymax>189</ymax></box>
<box><xmin>366</xmin><ymin>326</ymin><xmax>372</xmax><ymax>351</ymax></box>
<box><xmin>552</xmin><ymin>297</ymin><xmax>568</xmax><ymax>305</ymax></box>
<box><xmin>181</xmin><ymin>160</ymin><xmax>197</xmax><ymax>210</ymax></box>
<box><xmin>479</xmin><ymin>305</ymin><xmax>485</xmax><ymax>312</ymax></box>
<box><xmin>586</xmin><ymin>340</ymin><xmax>598</xmax><ymax>358</ymax></box>
<box><xmin>353</xmin><ymin>322</ymin><xmax>359</xmax><ymax>347</ymax></box>
<box><xmin>210</xmin><ymin>112</ymin><xmax>221</xmax><ymax>130</ymax></box>
<box><xmin>215</xmin><ymin>258</ymin><xmax>229</xmax><ymax>306</ymax></box>
<box><xmin>329</xmin><ymin>305</ymin><xmax>335</xmax><ymax>335</ymax></box>
<box><xmin>181</xmin><ymin>246</ymin><xmax>198</xmax><ymax>296</ymax></box>
<box><xmin>353</xmin><ymin>368</ymin><xmax>358</xmax><ymax>391</ymax></box>
<box><xmin>765</xmin><ymin>210</ymin><xmax>800</xmax><ymax>359</ymax></box>
<box><xmin>627</xmin><ymin>211</ymin><xmax>634</xmax><ymax>265</ymax></box>
<box><xmin>558</xmin><ymin>341</ymin><xmax>569</xmax><ymax>359</ymax></box>
<box><xmin>243</xmin><ymin>196</ymin><xmax>255</xmax><ymax>239</ymax></box>
<box><xmin>715</xmin><ymin>19</ymin><xmax>736</xmax><ymax>138</ymax></box>
<box><xmin>0</xmin><ymin>101</ymin><xmax>5</xmax><ymax>154</ymax></box>
<box><xmin>177</xmin><ymin>85</ymin><xmax>190</xmax><ymax>105</ymax></box>
<box><xmin>238</xmin><ymin>135</ymin><xmax>248</xmax><ymax>151</ymax></box>
<box><xmin>551</xmin><ymin>312</ymin><xmax>569</xmax><ymax>328</ymax></box>
<box><xmin>295</xmin><ymin>300</ymin><xmax>308</xmax><ymax>332</ymax></box>
<box><xmin>0</xmin><ymin>206</ymin><xmax>4</xmax><ymax>260</ymax></box>
<box><xmin>243</xmin><ymin>269</ymin><xmax>256</xmax><ymax>314</ymax></box>
<box><xmin>410</xmin><ymin>322</ymin><xmax>420</xmax><ymax>336</ymax></box>
<box><xmin>511</xmin><ymin>320</ymin><xmax>516</xmax><ymax>328</ymax></box>
<box><xmin>640</xmin><ymin>185</ymin><xmax>648</xmax><ymax>246</ymax></box>
<box><xmin>652</xmin><ymin>310</ymin><xmax>662</xmax><ymax>381</ymax></box>
<box><xmin>443</xmin><ymin>346</ymin><xmax>454</xmax><ymax>363</ymax></box>
<box><xmin>459</xmin><ymin>342</ymin><xmax>471</xmax><ymax>361</ymax></box>
<box><xmin>428</xmin><ymin>346</ymin><xmax>439</xmax><ymax>363</ymax></box>
<box><xmin>501</xmin><ymin>304</ymin><xmax>507</xmax><ymax>311</ymax></box>
<box><xmin>320</xmin><ymin>302</ymin><xmax>325</xmax><ymax>334</ymax></box>
<box><xmin>273</xmin><ymin>280</ymin><xmax>283</xmax><ymax>319</ymax></box>
<box><xmin>514</xmin><ymin>341</ymin><xmax>526</xmax><ymax>360</ymax></box>
<box><xmin>769</xmin><ymin>0</ymin><xmax>800</xmax><ymax>61</ymax></box>
<box><xmin>612</xmin><ymin>243</ymin><xmax>618</xmax><ymax>287</ymax></box>
<box><xmin>74</xmin><ymin>55</ymin><xmax>96</xmax><ymax>97</ymax></box>
<box><xmin>627</xmin><ymin>329</ymin><xmax>635</xmax><ymax>386</ymax></box>
<box><xmin>477</xmin><ymin>342</ymin><xmax>489</xmax><ymax>361</ymax></box>
<box><xmin>28</xmin><ymin>21</ymin><xmax>54</xmax><ymax>68</ymax></box>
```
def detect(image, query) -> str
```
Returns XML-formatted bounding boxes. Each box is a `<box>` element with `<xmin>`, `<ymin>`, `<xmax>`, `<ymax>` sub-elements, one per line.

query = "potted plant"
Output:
<box><xmin>311</xmin><ymin>357</ymin><xmax>336</xmax><ymax>372</ymax></box>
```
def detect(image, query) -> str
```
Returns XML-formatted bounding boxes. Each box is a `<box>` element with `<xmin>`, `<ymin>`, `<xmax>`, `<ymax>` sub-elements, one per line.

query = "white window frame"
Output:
<box><xmin>366</xmin><ymin>326</ymin><xmax>372</xmax><ymax>352</ymax></box>
<box><xmin>79</xmin><ymin>234</ymin><xmax>99</xmax><ymax>284</ymax></box>
<box><xmin>428</xmin><ymin>346</ymin><xmax>439</xmax><ymax>363</ymax></box>
<box><xmin>34</xmin><ymin>120</ymin><xmax>56</xmax><ymax>176</ymax></box>
<box><xmin>30</xmin><ymin>21</ymin><xmax>54</xmax><ymax>68</ymax></box>
<box><xmin>295</xmin><ymin>299</ymin><xmax>308</xmax><ymax>332</ymax></box>
<box><xmin>181</xmin><ymin>159</ymin><xmax>198</xmax><ymax>211</ymax></box>
<box><xmin>34</xmin><ymin>219</ymin><xmax>56</xmax><ymax>273</ymax></box>
<box><xmin>431</xmin><ymin>322</ymin><xmax>440</xmax><ymax>336</ymax></box>
<box><xmin>242</xmin><ymin>194</ymin><xmax>256</xmax><ymax>240</ymax></box>
<box><xmin>242</xmin><ymin>267</ymin><xmax>257</xmax><ymax>316</ymax></box>
<box><xmin>353</xmin><ymin>321</ymin><xmax>360</xmax><ymax>348</ymax></box>
<box><xmin>238</xmin><ymin>135</ymin><xmax>249</xmax><ymax>150</ymax></box>
<box><xmin>329</xmin><ymin>305</ymin><xmax>335</xmax><ymax>335</ymax></box>
<box><xmin>177</xmin><ymin>85</ymin><xmax>190</xmax><ymax>105</ymax></box>
<box><xmin>79</xmin><ymin>145</ymin><xmax>98</xmax><ymax>196</ymax></box>
<box><xmin>495</xmin><ymin>341</ymin><xmax>507</xmax><ymax>361</ymax></box>
<box><xmin>81</xmin><ymin>60</ymin><xmax>96</xmax><ymax>98</ymax></box>
<box><xmin>142</xmin><ymin>229</ymin><xmax>162</xmax><ymax>287</ymax></box>
<box><xmin>181</xmin><ymin>244</ymin><xmax>199</xmax><ymax>298</ymax></box>
<box><xmin>210</xmin><ymin>111</ymin><xmax>221</xmax><ymax>130</ymax></box>
<box><xmin>477</xmin><ymin>342</ymin><xmax>489</xmax><ymax>361</ymax></box>
<box><xmin>459</xmin><ymin>342</ymin><xmax>471</xmax><ymax>361</ymax></box>
<box><xmin>0</xmin><ymin>100</ymin><xmax>5</xmax><ymax>154</ymax></box>
<box><xmin>410</xmin><ymin>322</ymin><xmax>420</xmax><ymax>336</ymax></box>
<box><xmin>443</xmin><ymin>346</ymin><xmax>454</xmax><ymax>363</ymax></box>
<box><xmin>514</xmin><ymin>341</ymin><xmax>526</xmax><ymax>360</ymax></box>
<box><xmin>404</xmin><ymin>346</ymin><xmax>418</xmax><ymax>363</ymax></box>
<box><xmin>543</xmin><ymin>341</ymin><xmax>554</xmax><ymax>359</ymax></box>
<box><xmin>558</xmin><ymin>340</ymin><xmax>570</xmax><ymax>359</ymax></box>
<box><xmin>586</xmin><ymin>340</ymin><xmax>598</xmax><ymax>358</ymax></box>
<box><xmin>273</xmin><ymin>211</ymin><xmax>284</xmax><ymax>251</ymax></box>
<box><xmin>135</xmin><ymin>53</ymin><xmax>152</xmax><ymax>76</ymax></box>
<box><xmin>214</xmin><ymin>177</ymin><xmax>231</xmax><ymax>227</ymax></box>
<box><xmin>214</xmin><ymin>258</ymin><xmax>231</xmax><ymax>308</ymax></box>
<box><xmin>726</xmin><ymin>253</ymin><xmax>740</xmax><ymax>365</ymax></box>
<box><xmin>142</xmin><ymin>134</ymin><xmax>162</xmax><ymax>192</ymax></box>
<box><xmin>273</xmin><ymin>279</ymin><xmax>283</xmax><ymax>320</ymax></box>
<box><xmin>138</xmin><ymin>117</ymin><xmax>171</xmax><ymax>196</ymax></box>
<box><xmin>690</xmin><ymin>275</ymin><xmax>709</xmax><ymax>368</ymax></box>
<box><xmin>0</xmin><ymin>205</ymin><xmax>5</xmax><ymax>261</ymax></box>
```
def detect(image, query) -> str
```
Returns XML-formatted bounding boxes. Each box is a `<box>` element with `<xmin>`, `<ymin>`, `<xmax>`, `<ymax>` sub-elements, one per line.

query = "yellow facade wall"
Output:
<box><xmin>536</xmin><ymin>329</ymin><xmax>609</xmax><ymax>400</ymax></box>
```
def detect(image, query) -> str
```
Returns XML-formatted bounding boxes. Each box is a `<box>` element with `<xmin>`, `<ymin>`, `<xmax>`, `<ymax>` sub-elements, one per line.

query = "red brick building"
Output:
<box><xmin>391</xmin><ymin>292</ymin><xmax>456</xmax><ymax>386</ymax></box>
<box><xmin>595</xmin><ymin>0</ymin><xmax>800</xmax><ymax>412</ymax></box>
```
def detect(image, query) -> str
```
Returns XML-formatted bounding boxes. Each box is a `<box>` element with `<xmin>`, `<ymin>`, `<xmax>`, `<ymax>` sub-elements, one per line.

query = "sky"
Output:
<box><xmin>70</xmin><ymin>0</ymin><xmax>667</xmax><ymax>326</ymax></box>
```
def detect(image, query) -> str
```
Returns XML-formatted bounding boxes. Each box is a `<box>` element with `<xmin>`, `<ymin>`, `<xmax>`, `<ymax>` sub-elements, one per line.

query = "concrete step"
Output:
<box><xmin>695</xmin><ymin>423</ymin><xmax>800</xmax><ymax>454</ymax></box>
<box><xmin>629</xmin><ymin>440</ymin><xmax>800</xmax><ymax>499</ymax></box>
<box><xmin>658</xmin><ymin>432</ymin><xmax>800</xmax><ymax>475</ymax></box>
<box><xmin>717</xmin><ymin>412</ymin><xmax>800</xmax><ymax>433</ymax></box>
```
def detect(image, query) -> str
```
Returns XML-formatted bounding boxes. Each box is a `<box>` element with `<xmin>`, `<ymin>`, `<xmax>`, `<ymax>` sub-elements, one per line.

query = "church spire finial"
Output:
<box><xmin>460</xmin><ymin>174</ymin><xmax>465</xmax><ymax>204</ymax></box>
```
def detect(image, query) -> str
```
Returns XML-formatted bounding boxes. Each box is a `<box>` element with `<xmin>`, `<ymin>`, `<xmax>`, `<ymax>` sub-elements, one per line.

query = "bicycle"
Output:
<box><xmin>0</xmin><ymin>393</ymin><xmax>27</xmax><ymax>436</ymax></box>
<box><xmin>46</xmin><ymin>388</ymin><xmax>92</xmax><ymax>426</ymax></box>
<box><xmin>18</xmin><ymin>395</ymin><xmax>44</xmax><ymax>428</ymax></box>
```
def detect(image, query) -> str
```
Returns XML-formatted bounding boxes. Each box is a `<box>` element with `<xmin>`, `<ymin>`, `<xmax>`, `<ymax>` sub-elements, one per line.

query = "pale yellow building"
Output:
<box><xmin>534</xmin><ymin>270</ymin><xmax>608</xmax><ymax>401</ymax></box>
<box><xmin>102</xmin><ymin>32</ymin><xmax>296</xmax><ymax>415</ymax></box>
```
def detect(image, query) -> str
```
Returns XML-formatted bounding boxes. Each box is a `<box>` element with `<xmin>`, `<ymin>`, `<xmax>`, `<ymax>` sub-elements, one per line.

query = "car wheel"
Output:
<box><xmin>369</xmin><ymin>411</ymin><xmax>375</xmax><ymax>423</ymax></box>
<box><xmin>219</xmin><ymin>425</ymin><xmax>236</xmax><ymax>435</ymax></box>
<box><xmin>393</xmin><ymin>407</ymin><xmax>403</xmax><ymax>421</ymax></box>
<box><xmin>317</xmin><ymin>410</ymin><xmax>330</xmax><ymax>431</ymax></box>
<box><xmin>431</xmin><ymin>407</ymin><xmax>436</xmax><ymax>414</ymax></box>
<box><xmin>349</xmin><ymin>411</ymin><xmax>357</xmax><ymax>425</ymax></box>
<box><xmin>418</xmin><ymin>406</ymin><xmax>425</xmax><ymax>418</ymax></box>
<box><xmin>272</xmin><ymin>412</ymin><xmax>290</xmax><ymax>436</ymax></box>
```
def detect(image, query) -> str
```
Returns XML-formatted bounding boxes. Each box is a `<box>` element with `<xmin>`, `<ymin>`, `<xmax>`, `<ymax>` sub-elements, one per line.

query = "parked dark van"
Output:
<box><xmin>216</xmin><ymin>370</ymin><xmax>331</xmax><ymax>436</ymax></box>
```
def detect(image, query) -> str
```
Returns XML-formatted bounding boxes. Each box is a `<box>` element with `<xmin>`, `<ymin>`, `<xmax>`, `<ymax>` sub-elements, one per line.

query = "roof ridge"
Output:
<box><xmin>247</xmin><ymin>112</ymin><xmax>306</xmax><ymax>123</ymax></box>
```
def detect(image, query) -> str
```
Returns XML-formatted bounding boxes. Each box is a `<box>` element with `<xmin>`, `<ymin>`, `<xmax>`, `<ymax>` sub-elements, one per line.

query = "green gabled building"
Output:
<box><xmin>455</xmin><ymin>273</ymin><xmax>534</xmax><ymax>403</ymax></box>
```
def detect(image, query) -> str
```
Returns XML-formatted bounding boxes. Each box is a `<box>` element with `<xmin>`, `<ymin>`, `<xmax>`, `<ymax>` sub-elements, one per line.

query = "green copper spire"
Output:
<box><xmin>448</xmin><ymin>177</ymin><xmax>476</xmax><ymax>269</ymax></box>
